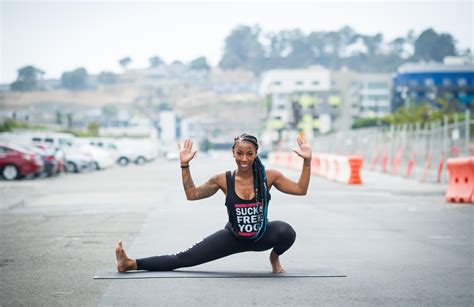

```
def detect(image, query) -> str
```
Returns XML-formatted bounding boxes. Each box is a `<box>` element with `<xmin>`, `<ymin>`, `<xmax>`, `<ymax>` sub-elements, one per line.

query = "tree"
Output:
<box><xmin>217</xmin><ymin>24</ymin><xmax>460</xmax><ymax>73</ymax></box>
<box><xmin>61</xmin><ymin>68</ymin><xmax>89</xmax><ymax>90</ymax></box>
<box><xmin>189</xmin><ymin>56</ymin><xmax>210</xmax><ymax>71</ymax></box>
<box><xmin>219</xmin><ymin>25</ymin><xmax>265</xmax><ymax>73</ymax></box>
<box><xmin>283</xmin><ymin>30</ymin><xmax>315</xmax><ymax>68</ymax></box>
<box><xmin>10</xmin><ymin>65</ymin><xmax>45</xmax><ymax>91</ymax></box>
<box><xmin>361</xmin><ymin>33</ymin><xmax>383</xmax><ymax>56</ymax></box>
<box><xmin>87</xmin><ymin>122</ymin><xmax>100</xmax><ymax>136</ymax></box>
<box><xmin>388</xmin><ymin>37</ymin><xmax>406</xmax><ymax>57</ymax></box>
<box><xmin>97</xmin><ymin>71</ymin><xmax>119</xmax><ymax>84</ymax></box>
<box><xmin>119</xmin><ymin>57</ymin><xmax>132</xmax><ymax>70</ymax></box>
<box><xmin>149</xmin><ymin>56</ymin><xmax>164</xmax><ymax>68</ymax></box>
<box><xmin>435</xmin><ymin>33</ymin><xmax>457</xmax><ymax>61</ymax></box>
<box><xmin>413</xmin><ymin>28</ymin><xmax>456</xmax><ymax>62</ymax></box>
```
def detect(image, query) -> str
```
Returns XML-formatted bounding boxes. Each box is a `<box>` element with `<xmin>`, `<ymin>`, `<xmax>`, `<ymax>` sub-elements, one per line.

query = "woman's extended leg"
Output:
<box><xmin>116</xmin><ymin>228</ymin><xmax>251</xmax><ymax>272</ymax></box>
<box><xmin>116</xmin><ymin>221</ymin><xmax>296</xmax><ymax>273</ymax></box>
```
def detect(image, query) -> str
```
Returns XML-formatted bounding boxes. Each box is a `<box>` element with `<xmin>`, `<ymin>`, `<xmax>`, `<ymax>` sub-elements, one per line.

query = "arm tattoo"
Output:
<box><xmin>183</xmin><ymin>176</ymin><xmax>195</xmax><ymax>189</ymax></box>
<box><xmin>194</xmin><ymin>180</ymin><xmax>218</xmax><ymax>199</ymax></box>
<box><xmin>182</xmin><ymin>173</ymin><xmax>218</xmax><ymax>200</ymax></box>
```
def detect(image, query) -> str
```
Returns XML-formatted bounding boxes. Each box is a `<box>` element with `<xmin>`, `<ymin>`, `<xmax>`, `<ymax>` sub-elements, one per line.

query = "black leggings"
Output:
<box><xmin>136</xmin><ymin>220</ymin><xmax>296</xmax><ymax>271</ymax></box>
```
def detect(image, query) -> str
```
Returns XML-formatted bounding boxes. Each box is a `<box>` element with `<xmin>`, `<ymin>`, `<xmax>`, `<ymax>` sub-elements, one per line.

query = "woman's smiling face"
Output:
<box><xmin>232</xmin><ymin>141</ymin><xmax>257</xmax><ymax>172</ymax></box>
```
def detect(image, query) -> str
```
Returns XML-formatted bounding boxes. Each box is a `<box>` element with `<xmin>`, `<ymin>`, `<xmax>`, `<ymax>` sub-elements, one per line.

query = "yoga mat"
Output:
<box><xmin>94</xmin><ymin>268</ymin><xmax>346</xmax><ymax>279</ymax></box>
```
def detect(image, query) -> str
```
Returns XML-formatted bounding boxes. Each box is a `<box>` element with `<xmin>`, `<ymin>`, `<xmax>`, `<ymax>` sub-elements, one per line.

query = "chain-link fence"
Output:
<box><xmin>312</xmin><ymin>110</ymin><xmax>473</xmax><ymax>183</ymax></box>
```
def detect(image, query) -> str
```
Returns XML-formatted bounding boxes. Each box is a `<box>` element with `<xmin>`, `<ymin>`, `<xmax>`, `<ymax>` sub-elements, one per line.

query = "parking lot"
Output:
<box><xmin>1</xmin><ymin>154</ymin><xmax>473</xmax><ymax>306</ymax></box>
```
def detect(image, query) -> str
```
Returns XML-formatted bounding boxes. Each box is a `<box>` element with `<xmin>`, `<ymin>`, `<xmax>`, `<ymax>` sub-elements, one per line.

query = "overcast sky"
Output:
<box><xmin>1</xmin><ymin>0</ymin><xmax>472</xmax><ymax>84</ymax></box>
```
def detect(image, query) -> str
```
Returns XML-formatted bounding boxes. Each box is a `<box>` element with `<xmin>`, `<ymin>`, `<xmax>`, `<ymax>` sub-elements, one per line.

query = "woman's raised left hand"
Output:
<box><xmin>293</xmin><ymin>134</ymin><xmax>312</xmax><ymax>160</ymax></box>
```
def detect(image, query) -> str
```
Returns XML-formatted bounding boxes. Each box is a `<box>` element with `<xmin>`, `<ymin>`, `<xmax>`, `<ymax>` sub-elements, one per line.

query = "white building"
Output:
<box><xmin>259</xmin><ymin>67</ymin><xmax>392</xmax><ymax>147</ymax></box>
<box><xmin>332</xmin><ymin>71</ymin><xmax>392</xmax><ymax>130</ymax></box>
<box><xmin>259</xmin><ymin>66</ymin><xmax>332</xmax><ymax>147</ymax></box>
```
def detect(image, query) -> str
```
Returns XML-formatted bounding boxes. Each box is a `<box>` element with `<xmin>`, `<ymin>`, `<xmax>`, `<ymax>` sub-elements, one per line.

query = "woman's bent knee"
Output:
<box><xmin>271</xmin><ymin>221</ymin><xmax>296</xmax><ymax>254</ymax></box>
<box><xmin>281</xmin><ymin>222</ymin><xmax>296</xmax><ymax>245</ymax></box>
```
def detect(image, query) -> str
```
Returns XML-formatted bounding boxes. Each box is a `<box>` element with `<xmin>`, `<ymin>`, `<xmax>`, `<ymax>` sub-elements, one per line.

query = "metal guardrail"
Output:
<box><xmin>312</xmin><ymin>110</ymin><xmax>473</xmax><ymax>183</ymax></box>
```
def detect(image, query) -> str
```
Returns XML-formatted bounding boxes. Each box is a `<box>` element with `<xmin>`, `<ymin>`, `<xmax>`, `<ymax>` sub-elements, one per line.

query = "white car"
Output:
<box><xmin>76</xmin><ymin>144</ymin><xmax>115</xmax><ymax>170</ymax></box>
<box><xmin>76</xmin><ymin>137</ymin><xmax>159</xmax><ymax>166</ymax></box>
<box><xmin>61</xmin><ymin>147</ymin><xmax>95</xmax><ymax>173</ymax></box>
<box><xmin>115</xmin><ymin>139</ymin><xmax>159</xmax><ymax>165</ymax></box>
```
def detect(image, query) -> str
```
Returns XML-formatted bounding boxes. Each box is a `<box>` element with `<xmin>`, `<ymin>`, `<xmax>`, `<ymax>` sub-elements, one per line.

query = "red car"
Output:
<box><xmin>0</xmin><ymin>143</ymin><xmax>44</xmax><ymax>180</ymax></box>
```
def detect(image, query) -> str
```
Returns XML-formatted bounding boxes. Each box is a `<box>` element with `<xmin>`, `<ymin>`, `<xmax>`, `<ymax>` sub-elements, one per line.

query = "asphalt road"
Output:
<box><xmin>1</xmin><ymin>153</ymin><xmax>472</xmax><ymax>306</ymax></box>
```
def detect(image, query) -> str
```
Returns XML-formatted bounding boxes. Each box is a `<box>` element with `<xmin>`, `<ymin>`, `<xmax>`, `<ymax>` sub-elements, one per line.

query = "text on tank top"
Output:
<box><xmin>225</xmin><ymin>171</ymin><xmax>270</xmax><ymax>238</ymax></box>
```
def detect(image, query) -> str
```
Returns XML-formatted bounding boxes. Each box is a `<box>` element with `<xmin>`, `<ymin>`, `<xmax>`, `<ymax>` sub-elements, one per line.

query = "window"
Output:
<box><xmin>272</xmin><ymin>81</ymin><xmax>282</xmax><ymax>86</ymax></box>
<box><xmin>458</xmin><ymin>78</ymin><xmax>467</xmax><ymax>86</ymax></box>
<box><xmin>409</xmin><ymin>80</ymin><xmax>418</xmax><ymax>87</ymax></box>
<box><xmin>295</xmin><ymin>81</ymin><xmax>303</xmax><ymax>86</ymax></box>
<box><xmin>32</xmin><ymin>137</ymin><xmax>42</xmax><ymax>142</ymax></box>
<box><xmin>276</xmin><ymin>94</ymin><xmax>285</xmax><ymax>99</ymax></box>
<box><xmin>367</xmin><ymin>82</ymin><xmax>388</xmax><ymax>89</ymax></box>
<box><xmin>424</xmin><ymin>78</ymin><xmax>434</xmax><ymax>87</ymax></box>
<box><xmin>45</xmin><ymin>138</ymin><xmax>54</xmax><ymax>143</ymax></box>
<box><xmin>442</xmin><ymin>78</ymin><xmax>452</xmax><ymax>86</ymax></box>
<box><xmin>312</xmin><ymin>80</ymin><xmax>320</xmax><ymax>86</ymax></box>
<box><xmin>59</xmin><ymin>139</ymin><xmax>72</xmax><ymax>146</ymax></box>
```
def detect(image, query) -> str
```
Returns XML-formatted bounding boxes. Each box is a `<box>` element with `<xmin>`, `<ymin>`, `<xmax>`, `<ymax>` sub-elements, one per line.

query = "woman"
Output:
<box><xmin>116</xmin><ymin>133</ymin><xmax>312</xmax><ymax>273</ymax></box>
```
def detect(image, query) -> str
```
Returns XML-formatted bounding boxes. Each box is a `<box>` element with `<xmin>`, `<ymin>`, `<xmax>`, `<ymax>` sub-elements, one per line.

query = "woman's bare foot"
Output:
<box><xmin>269</xmin><ymin>250</ymin><xmax>285</xmax><ymax>273</ymax></box>
<box><xmin>115</xmin><ymin>240</ymin><xmax>137</xmax><ymax>272</ymax></box>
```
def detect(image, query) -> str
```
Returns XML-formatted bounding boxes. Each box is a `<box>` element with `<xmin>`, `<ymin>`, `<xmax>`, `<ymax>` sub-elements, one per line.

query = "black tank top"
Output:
<box><xmin>225</xmin><ymin>171</ymin><xmax>271</xmax><ymax>239</ymax></box>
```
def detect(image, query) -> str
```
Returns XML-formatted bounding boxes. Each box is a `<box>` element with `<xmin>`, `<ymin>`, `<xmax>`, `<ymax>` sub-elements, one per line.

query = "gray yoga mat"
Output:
<box><xmin>94</xmin><ymin>268</ymin><xmax>346</xmax><ymax>279</ymax></box>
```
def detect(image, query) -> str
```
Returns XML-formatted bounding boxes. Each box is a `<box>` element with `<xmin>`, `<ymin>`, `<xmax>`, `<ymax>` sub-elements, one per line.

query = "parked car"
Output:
<box><xmin>0</xmin><ymin>143</ymin><xmax>44</xmax><ymax>180</ymax></box>
<box><xmin>33</xmin><ymin>143</ymin><xmax>66</xmax><ymax>174</ymax></box>
<box><xmin>116</xmin><ymin>139</ymin><xmax>159</xmax><ymax>165</ymax></box>
<box><xmin>29</xmin><ymin>132</ymin><xmax>76</xmax><ymax>148</ymax></box>
<box><xmin>86</xmin><ymin>138</ymin><xmax>158</xmax><ymax>166</ymax></box>
<box><xmin>165</xmin><ymin>150</ymin><xmax>179</xmax><ymax>161</ymax></box>
<box><xmin>15</xmin><ymin>144</ymin><xmax>61</xmax><ymax>177</ymax></box>
<box><xmin>76</xmin><ymin>144</ymin><xmax>115</xmax><ymax>170</ymax></box>
<box><xmin>81</xmin><ymin>138</ymin><xmax>123</xmax><ymax>165</ymax></box>
<box><xmin>61</xmin><ymin>147</ymin><xmax>95</xmax><ymax>173</ymax></box>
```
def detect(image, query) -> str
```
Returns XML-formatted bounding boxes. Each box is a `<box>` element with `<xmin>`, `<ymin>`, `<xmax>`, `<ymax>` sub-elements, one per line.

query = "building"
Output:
<box><xmin>259</xmin><ymin>67</ymin><xmax>392</xmax><ymax>147</ymax></box>
<box><xmin>392</xmin><ymin>58</ymin><xmax>474</xmax><ymax>111</ymax></box>
<box><xmin>332</xmin><ymin>70</ymin><xmax>392</xmax><ymax>130</ymax></box>
<box><xmin>259</xmin><ymin>66</ymin><xmax>333</xmax><ymax>146</ymax></box>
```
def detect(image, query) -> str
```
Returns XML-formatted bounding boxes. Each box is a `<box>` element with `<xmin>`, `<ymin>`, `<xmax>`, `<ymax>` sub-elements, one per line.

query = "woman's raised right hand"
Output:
<box><xmin>178</xmin><ymin>139</ymin><xmax>197</xmax><ymax>165</ymax></box>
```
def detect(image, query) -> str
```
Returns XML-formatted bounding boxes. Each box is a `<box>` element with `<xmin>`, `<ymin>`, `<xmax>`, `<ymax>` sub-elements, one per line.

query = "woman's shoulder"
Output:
<box><xmin>212</xmin><ymin>172</ymin><xmax>228</xmax><ymax>186</ymax></box>
<box><xmin>265</xmin><ymin>168</ymin><xmax>283</xmax><ymax>183</ymax></box>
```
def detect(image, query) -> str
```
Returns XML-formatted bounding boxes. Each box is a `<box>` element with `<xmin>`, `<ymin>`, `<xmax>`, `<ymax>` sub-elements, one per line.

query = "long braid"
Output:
<box><xmin>233</xmin><ymin>133</ymin><xmax>269</xmax><ymax>240</ymax></box>
<box><xmin>252</xmin><ymin>156</ymin><xmax>269</xmax><ymax>240</ymax></box>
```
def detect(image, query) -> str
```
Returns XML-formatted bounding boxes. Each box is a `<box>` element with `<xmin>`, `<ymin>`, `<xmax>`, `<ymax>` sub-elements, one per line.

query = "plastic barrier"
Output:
<box><xmin>268</xmin><ymin>152</ymin><xmax>363</xmax><ymax>184</ymax></box>
<box><xmin>436</xmin><ymin>153</ymin><xmax>445</xmax><ymax>183</ymax></box>
<box><xmin>445</xmin><ymin>157</ymin><xmax>474</xmax><ymax>204</ymax></box>
<box><xmin>381</xmin><ymin>148</ymin><xmax>389</xmax><ymax>173</ymax></box>
<box><xmin>347</xmin><ymin>156</ymin><xmax>363</xmax><ymax>184</ymax></box>
<box><xmin>392</xmin><ymin>148</ymin><xmax>403</xmax><ymax>176</ymax></box>
<box><xmin>421</xmin><ymin>153</ymin><xmax>432</xmax><ymax>182</ymax></box>
<box><xmin>370</xmin><ymin>149</ymin><xmax>379</xmax><ymax>171</ymax></box>
<box><xmin>311</xmin><ymin>156</ymin><xmax>321</xmax><ymax>176</ymax></box>
<box><xmin>406</xmin><ymin>152</ymin><xmax>416</xmax><ymax>178</ymax></box>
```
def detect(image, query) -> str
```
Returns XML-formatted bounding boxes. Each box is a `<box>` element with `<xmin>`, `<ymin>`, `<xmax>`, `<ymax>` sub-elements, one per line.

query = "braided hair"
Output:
<box><xmin>232</xmin><ymin>134</ymin><xmax>269</xmax><ymax>240</ymax></box>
